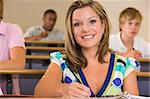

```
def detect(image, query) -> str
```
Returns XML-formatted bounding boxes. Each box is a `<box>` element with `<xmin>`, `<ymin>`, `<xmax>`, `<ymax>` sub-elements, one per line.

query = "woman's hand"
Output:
<box><xmin>64</xmin><ymin>82</ymin><xmax>91</xmax><ymax>98</ymax></box>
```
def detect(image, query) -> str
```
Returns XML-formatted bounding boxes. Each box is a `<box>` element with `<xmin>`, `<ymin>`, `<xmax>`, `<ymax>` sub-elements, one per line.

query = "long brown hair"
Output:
<box><xmin>65</xmin><ymin>0</ymin><xmax>110</xmax><ymax>72</ymax></box>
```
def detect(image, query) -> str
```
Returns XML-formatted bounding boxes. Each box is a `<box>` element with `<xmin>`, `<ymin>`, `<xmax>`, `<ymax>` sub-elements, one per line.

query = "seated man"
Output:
<box><xmin>24</xmin><ymin>9</ymin><xmax>64</xmax><ymax>41</ymax></box>
<box><xmin>24</xmin><ymin>9</ymin><xmax>65</xmax><ymax>69</ymax></box>
<box><xmin>109</xmin><ymin>7</ymin><xmax>150</xmax><ymax>71</ymax></box>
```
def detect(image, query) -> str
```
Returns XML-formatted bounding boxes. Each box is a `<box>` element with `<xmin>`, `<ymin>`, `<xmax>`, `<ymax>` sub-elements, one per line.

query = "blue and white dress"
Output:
<box><xmin>50</xmin><ymin>52</ymin><xmax>138</xmax><ymax>97</ymax></box>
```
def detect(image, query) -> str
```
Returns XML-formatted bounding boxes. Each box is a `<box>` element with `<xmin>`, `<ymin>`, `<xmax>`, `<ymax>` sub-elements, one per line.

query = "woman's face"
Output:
<box><xmin>121</xmin><ymin>18</ymin><xmax>141</xmax><ymax>39</ymax></box>
<box><xmin>72</xmin><ymin>6</ymin><xmax>105</xmax><ymax>49</ymax></box>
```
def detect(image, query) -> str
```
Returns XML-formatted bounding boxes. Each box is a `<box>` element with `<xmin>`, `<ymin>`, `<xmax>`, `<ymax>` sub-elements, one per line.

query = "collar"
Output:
<box><xmin>40</xmin><ymin>26</ymin><xmax>46</xmax><ymax>32</ymax></box>
<box><xmin>117</xmin><ymin>32</ymin><xmax>126</xmax><ymax>48</ymax></box>
<box><xmin>116</xmin><ymin>32</ymin><xmax>127</xmax><ymax>52</ymax></box>
<box><xmin>41</xmin><ymin>26</ymin><xmax>54</xmax><ymax>33</ymax></box>
<box><xmin>117</xmin><ymin>32</ymin><xmax>138</xmax><ymax>52</ymax></box>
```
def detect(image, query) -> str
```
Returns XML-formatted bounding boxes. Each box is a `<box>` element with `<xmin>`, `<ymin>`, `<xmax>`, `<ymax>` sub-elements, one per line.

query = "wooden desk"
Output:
<box><xmin>26</xmin><ymin>55</ymin><xmax>49</xmax><ymax>60</ymax></box>
<box><xmin>26</xmin><ymin>55</ymin><xmax>150</xmax><ymax>62</ymax></box>
<box><xmin>26</xmin><ymin>46</ymin><xmax>65</xmax><ymax>51</ymax></box>
<box><xmin>0</xmin><ymin>95</ymin><xmax>121</xmax><ymax>99</ymax></box>
<box><xmin>0</xmin><ymin>97</ymin><xmax>64</xmax><ymax>99</ymax></box>
<box><xmin>139</xmin><ymin>58</ymin><xmax>150</xmax><ymax>62</ymax></box>
<box><xmin>135</xmin><ymin>72</ymin><xmax>150</xmax><ymax>77</ymax></box>
<box><xmin>0</xmin><ymin>69</ymin><xmax>45</xmax><ymax>74</ymax></box>
<box><xmin>0</xmin><ymin>69</ymin><xmax>149</xmax><ymax>77</ymax></box>
<box><xmin>25</xmin><ymin>40</ymin><xmax>64</xmax><ymax>45</ymax></box>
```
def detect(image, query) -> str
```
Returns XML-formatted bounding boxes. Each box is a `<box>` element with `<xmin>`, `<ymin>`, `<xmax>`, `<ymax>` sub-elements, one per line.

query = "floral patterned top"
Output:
<box><xmin>50</xmin><ymin>52</ymin><xmax>138</xmax><ymax>97</ymax></box>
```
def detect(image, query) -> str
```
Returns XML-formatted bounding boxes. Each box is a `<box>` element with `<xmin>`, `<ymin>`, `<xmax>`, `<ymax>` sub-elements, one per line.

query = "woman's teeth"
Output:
<box><xmin>82</xmin><ymin>34</ymin><xmax>94</xmax><ymax>39</ymax></box>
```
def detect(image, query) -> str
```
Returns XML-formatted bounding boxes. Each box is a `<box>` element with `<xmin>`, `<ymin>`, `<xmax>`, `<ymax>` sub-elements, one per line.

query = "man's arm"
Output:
<box><xmin>0</xmin><ymin>46</ymin><xmax>26</xmax><ymax>70</ymax></box>
<box><xmin>25</xmin><ymin>32</ymin><xmax>48</xmax><ymax>41</ymax></box>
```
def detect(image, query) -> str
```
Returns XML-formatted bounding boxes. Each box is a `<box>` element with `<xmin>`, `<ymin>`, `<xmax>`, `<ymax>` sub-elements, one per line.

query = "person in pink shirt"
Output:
<box><xmin>0</xmin><ymin>0</ymin><xmax>26</xmax><ymax>94</ymax></box>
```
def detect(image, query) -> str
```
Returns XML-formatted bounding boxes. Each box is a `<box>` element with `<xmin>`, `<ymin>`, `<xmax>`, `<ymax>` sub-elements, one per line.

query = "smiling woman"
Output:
<box><xmin>72</xmin><ymin>6</ymin><xmax>105</xmax><ymax>49</ymax></box>
<box><xmin>34</xmin><ymin>0</ymin><xmax>139</xmax><ymax>98</ymax></box>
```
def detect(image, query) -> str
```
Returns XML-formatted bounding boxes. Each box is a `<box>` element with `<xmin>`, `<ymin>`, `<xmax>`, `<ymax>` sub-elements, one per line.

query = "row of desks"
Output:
<box><xmin>24</xmin><ymin>40</ymin><xmax>150</xmax><ymax>77</ymax></box>
<box><xmin>25</xmin><ymin>40</ymin><xmax>150</xmax><ymax>62</ymax></box>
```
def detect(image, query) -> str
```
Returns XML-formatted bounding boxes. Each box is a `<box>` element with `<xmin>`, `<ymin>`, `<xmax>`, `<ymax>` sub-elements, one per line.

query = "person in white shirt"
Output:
<box><xmin>109</xmin><ymin>7</ymin><xmax>150</xmax><ymax>71</ymax></box>
<box><xmin>24</xmin><ymin>9</ymin><xmax>64</xmax><ymax>41</ymax></box>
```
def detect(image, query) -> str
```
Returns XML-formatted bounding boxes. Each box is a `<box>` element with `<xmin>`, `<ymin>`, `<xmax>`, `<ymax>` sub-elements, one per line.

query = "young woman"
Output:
<box><xmin>34</xmin><ymin>0</ymin><xmax>139</xmax><ymax>97</ymax></box>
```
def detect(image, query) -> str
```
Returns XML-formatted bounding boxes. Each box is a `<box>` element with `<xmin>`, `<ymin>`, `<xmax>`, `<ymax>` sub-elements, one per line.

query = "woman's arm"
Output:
<box><xmin>34</xmin><ymin>63</ymin><xmax>91</xmax><ymax>97</ymax></box>
<box><xmin>123</xmin><ymin>71</ymin><xmax>139</xmax><ymax>95</ymax></box>
<box><xmin>34</xmin><ymin>62</ymin><xmax>64</xmax><ymax>97</ymax></box>
<box><xmin>25</xmin><ymin>32</ymin><xmax>48</xmax><ymax>41</ymax></box>
<box><xmin>0</xmin><ymin>46</ymin><xmax>26</xmax><ymax>69</ymax></box>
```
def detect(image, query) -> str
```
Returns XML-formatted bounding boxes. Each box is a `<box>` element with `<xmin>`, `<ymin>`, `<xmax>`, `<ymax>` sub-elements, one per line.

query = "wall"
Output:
<box><xmin>3</xmin><ymin>0</ymin><xmax>72</xmax><ymax>33</ymax></box>
<box><xmin>3</xmin><ymin>0</ymin><xmax>150</xmax><ymax>42</ymax></box>
<box><xmin>148</xmin><ymin>0</ymin><xmax>150</xmax><ymax>41</ymax></box>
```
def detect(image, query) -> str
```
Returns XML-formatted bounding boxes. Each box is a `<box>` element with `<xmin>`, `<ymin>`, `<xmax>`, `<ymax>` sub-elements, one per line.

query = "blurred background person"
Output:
<box><xmin>109</xmin><ymin>7</ymin><xmax>150</xmax><ymax>71</ymax></box>
<box><xmin>0</xmin><ymin>0</ymin><xmax>26</xmax><ymax>94</ymax></box>
<box><xmin>24</xmin><ymin>9</ymin><xmax>64</xmax><ymax>41</ymax></box>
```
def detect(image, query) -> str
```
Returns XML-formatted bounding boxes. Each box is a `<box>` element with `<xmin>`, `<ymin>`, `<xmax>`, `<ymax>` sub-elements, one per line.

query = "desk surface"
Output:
<box><xmin>0</xmin><ymin>69</ymin><xmax>149</xmax><ymax>77</ymax></box>
<box><xmin>26</xmin><ymin>46</ymin><xmax>65</xmax><ymax>51</ymax></box>
<box><xmin>139</xmin><ymin>58</ymin><xmax>150</xmax><ymax>62</ymax></box>
<box><xmin>26</xmin><ymin>55</ymin><xmax>150</xmax><ymax>62</ymax></box>
<box><xmin>26</xmin><ymin>54</ymin><xmax>150</xmax><ymax>62</ymax></box>
<box><xmin>0</xmin><ymin>69</ymin><xmax>45</xmax><ymax>74</ymax></box>
<box><xmin>25</xmin><ymin>40</ymin><xmax>64</xmax><ymax>45</ymax></box>
<box><xmin>0</xmin><ymin>96</ymin><xmax>121</xmax><ymax>99</ymax></box>
<box><xmin>26</xmin><ymin>55</ymin><xmax>49</xmax><ymax>60</ymax></box>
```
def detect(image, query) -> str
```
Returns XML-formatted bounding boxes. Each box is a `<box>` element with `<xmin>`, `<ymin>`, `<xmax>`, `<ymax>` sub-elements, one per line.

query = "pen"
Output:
<box><xmin>132</xmin><ymin>48</ymin><xmax>141</xmax><ymax>70</ymax></box>
<box><xmin>132</xmin><ymin>48</ymin><xmax>135</xmax><ymax>50</ymax></box>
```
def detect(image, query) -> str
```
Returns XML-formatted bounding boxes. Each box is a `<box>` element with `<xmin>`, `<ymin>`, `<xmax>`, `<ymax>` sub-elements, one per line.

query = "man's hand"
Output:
<box><xmin>126</xmin><ymin>49</ymin><xmax>142</xmax><ymax>60</ymax></box>
<box><xmin>39</xmin><ymin>32</ymin><xmax>48</xmax><ymax>38</ymax></box>
<box><xmin>116</xmin><ymin>49</ymin><xmax>142</xmax><ymax>60</ymax></box>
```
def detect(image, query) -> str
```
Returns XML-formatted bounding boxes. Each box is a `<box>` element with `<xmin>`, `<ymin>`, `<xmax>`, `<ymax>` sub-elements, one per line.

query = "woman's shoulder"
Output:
<box><xmin>50</xmin><ymin>51</ymin><xmax>66</xmax><ymax>67</ymax></box>
<box><xmin>114</xmin><ymin>53</ymin><xmax>138</xmax><ymax>67</ymax></box>
<box><xmin>50</xmin><ymin>51</ymin><xmax>66</xmax><ymax>61</ymax></box>
<box><xmin>113</xmin><ymin>53</ymin><xmax>138</xmax><ymax>78</ymax></box>
<box><xmin>50</xmin><ymin>51</ymin><xmax>63</xmax><ymax>58</ymax></box>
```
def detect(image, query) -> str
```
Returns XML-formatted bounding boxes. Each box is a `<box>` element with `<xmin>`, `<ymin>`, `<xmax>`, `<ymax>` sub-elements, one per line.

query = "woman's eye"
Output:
<box><xmin>73</xmin><ymin>23</ymin><xmax>80</xmax><ymax>27</ymax></box>
<box><xmin>90</xmin><ymin>20</ymin><xmax>96</xmax><ymax>24</ymax></box>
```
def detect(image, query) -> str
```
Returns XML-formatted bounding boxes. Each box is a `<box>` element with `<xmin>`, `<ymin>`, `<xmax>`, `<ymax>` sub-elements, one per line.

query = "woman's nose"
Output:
<box><xmin>81</xmin><ymin>23</ymin><xmax>90</xmax><ymax>33</ymax></box>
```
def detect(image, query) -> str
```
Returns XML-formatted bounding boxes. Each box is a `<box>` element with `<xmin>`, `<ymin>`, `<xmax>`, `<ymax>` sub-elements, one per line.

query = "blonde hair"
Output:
<box><xmin>0</xmin><ymin>0</ymin><xmax>3</xmax><ymax>19</ymax></box>
<box><xmin>119</xmin><ymin>7</ymin><xmax>142</xmax><ymax>31</ymax></box>
<box><xmin>65</xmin><ymin>0</ymin><xmax>110</xmax><ymax>72</ymax></box>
